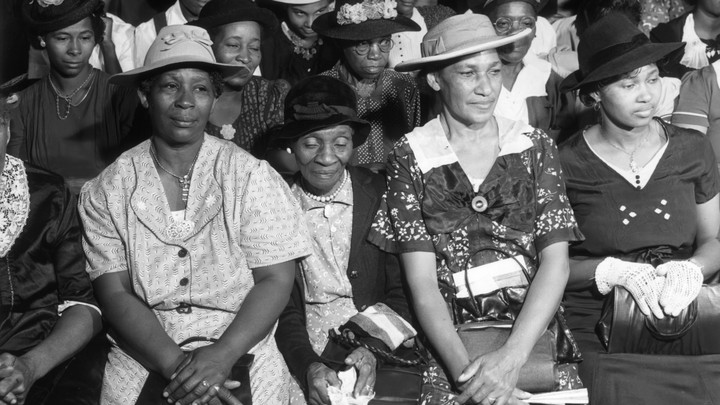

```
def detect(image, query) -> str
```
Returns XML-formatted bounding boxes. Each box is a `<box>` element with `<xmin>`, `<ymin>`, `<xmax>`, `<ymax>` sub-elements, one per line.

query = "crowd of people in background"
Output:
<box><xmin>1</xmin><ymin>0</ymin><xmax>719</xmax><ymax>404</ymax></box>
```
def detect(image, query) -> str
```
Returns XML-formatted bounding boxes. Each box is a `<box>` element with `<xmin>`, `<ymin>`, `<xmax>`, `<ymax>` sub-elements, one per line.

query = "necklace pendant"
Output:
<box><xmin>629</xmin><ymin>159</ymin><xmax>639</xmax><ymax>173</ymax></box>
<box><xmin>179</xmin><ymin>176</ymin><xmax>190</xmax><ymax>202</ymax></box>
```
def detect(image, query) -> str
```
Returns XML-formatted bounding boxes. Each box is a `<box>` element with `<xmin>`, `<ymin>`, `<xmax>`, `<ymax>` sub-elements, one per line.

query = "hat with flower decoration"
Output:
<box><xmin>312</xmin><ymin>0</ymin><xmax>420</xmax><ymax>41</ymax></box>
<box><xmin>22</xmin><ymin>0</ymin><xmax>104</xmax><ymax>35</ymax></box>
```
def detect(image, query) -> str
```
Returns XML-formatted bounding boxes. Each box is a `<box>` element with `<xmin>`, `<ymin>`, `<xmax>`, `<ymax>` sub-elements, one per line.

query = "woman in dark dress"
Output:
<box><xmin>560</xmin><ymin>13</ymin><xmax>720</xmax><ymax>399</ymax></box>
<box><xmin>9</xmin><ymin>0</ymin><xmax>142</xmax><ymax>194</ymax></box>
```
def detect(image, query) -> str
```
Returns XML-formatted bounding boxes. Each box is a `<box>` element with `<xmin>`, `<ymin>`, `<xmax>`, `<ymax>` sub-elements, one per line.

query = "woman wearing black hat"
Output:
<box><xmin>312</xmin><ymin>0</ymin><xmax>422</xmax><ymax>169</ymax></box>
<box><xmin>9</xmin><ymin>0</ymin><xmax>143</xmax><ymax>194</ymax></box>
<box><xmin>190</xmin><ymin>0</ymin><xmax>291</xmax><ymax>156</ymax></box>
<box><xmin>559</xmin><ymin>12</ymin><xmax>720</xmax><ymax>396</ymax></box>
<box><xmin>273</xmin><ymin>75</ymin><xmax>415</xmax><ymax>405</ymax></box>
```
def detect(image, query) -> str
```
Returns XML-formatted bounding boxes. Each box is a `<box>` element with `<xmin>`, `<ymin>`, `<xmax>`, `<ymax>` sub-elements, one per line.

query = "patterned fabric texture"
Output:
<box><xmin>322</xmin><ymin>63</ymin><xmax>422</xmax><ymax>166</ymax></box>
<box><xmin>79</xmin><ymin>135</ymin><xmax>312</xmax><ymax>404</ymax></box>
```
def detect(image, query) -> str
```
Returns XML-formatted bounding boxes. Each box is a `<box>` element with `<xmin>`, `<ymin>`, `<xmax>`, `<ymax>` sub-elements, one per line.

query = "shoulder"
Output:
<box><xmin>348</xmin><ymin>165</ymin><xmax>385</xmax><ymax>195</ymax></box>
<box><xmin>650</xmin><ymin>12</ymin><xmax>687</xmax><ymax>41</ymax></box>
<box><xmin>681</xmin><ymin>63</ymin><xmax>717</xmax><ymax>86</ymax></box>
<box><xmin>83</xmin><ymin>140</ymin><xmax>147</xmax><ymax>195</ymax></box>
<box><xmin>664</xmin><ymin>120</ymin><xmax>710</xmax><ymax>145</ymax></box>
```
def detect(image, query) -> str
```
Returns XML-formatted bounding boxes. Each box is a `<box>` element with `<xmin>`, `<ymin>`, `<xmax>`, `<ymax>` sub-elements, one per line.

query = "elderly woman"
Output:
<box><xmin>475</xmin><ymin>0</ymin><xmax>576</xmax><ymax>142</ymax></box>
<box><xmin>0</xmin><ymin>102</ymin><xmax>103</xmax><ymax>404</ymax></box>
<box><xmin>260</xmin><ymin>0</ymin><xmax>340</xmax><ymax>86</ymax></box>
<box><xmin>9</xmin><ymin>0</ymin><xmax>142</xmax><ymax>194</ymax></box>
<box><xmin>273</xmin><ymin>76</ymin><xmax>415</xmax><ymax>405</ymax></box>
<box><xmin>79</xmin><ymin>25</ymin><xmax>310</xmax><ymax>405</ymax></box>
<box><xmin>312</xmin><ymin>0</ymin><xmax>422</xmax><ymax>168</ymax></box>
<box><xmin>189</xmin><ymin>0</ymin><xmax>290</xmax><ymax>156</ymax></box>
<box><xmin>559</xmin><ymin>13</ymin><xmax>720</xmax><ymax>399</ymax></box>
<box><xmin>369</xmin><ymin>13</ymin><xmax>582</xmax><ymax>405</ymax></box>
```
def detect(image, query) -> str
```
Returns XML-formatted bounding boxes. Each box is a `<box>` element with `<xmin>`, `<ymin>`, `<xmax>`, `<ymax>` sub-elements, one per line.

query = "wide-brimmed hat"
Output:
<box><xmin>274</xmin><ymin>76</ymin><xmax>370</xmax><ymax>147</ymax></box>
<box><xmin>395</xmin><ymin>13</ymin><xmax>531</xmax><ymax>72</ymax></box>
<box><xmin>312</xmin><ymin>0</ymin><xmax>420</xmax><ymax>41</ymax></box>
<box><xmin>561</xmin><ymin>13</ymin><xmax>684</xmax><ymax>91</ymax></box>
<box><xmin>189</xmin><ymin>0</ymin><xmax>279</xmax><ymax>34</ymax></box>
<box><xmin>22</xmin><ymin>0</ymin><xmax>103</xmax><ymax>34</ymax></box>
<box><xmin>110</xmin><ymin>25</ymin><xmax>243</xmax><ymax>86</ymax></box>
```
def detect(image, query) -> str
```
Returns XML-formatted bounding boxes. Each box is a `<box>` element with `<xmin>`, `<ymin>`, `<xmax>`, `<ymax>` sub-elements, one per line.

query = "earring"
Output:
<box><xmin>286</xmin><ymin>148</ymin><xmax>293</xmax><ymax>155</ymax></box>
<box><xmin>39</xmin><ymin>38</ymin><xmax>46</xmax><ymax>48</ymax></box>
<box><xmin>593</xmin><ymin>101</ymin><xmax>601</xmax><ymax>111</ymax></box>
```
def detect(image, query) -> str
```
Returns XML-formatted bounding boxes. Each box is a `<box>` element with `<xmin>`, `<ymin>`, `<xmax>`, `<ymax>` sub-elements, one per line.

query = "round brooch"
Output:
<box><xmin>471</xmin><ymin>195</ymin><xmax>488</xmax><ymax>213</ymax></box>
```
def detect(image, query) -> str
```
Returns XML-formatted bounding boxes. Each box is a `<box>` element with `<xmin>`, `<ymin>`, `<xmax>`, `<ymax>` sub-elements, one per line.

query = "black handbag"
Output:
<box><xmin>453</xmin><ymin>249</ymin><xmax>582</xmax><ymax>393</ymax></box>
<box><xmin>597</xmin><ymin>284</ymin><xmax>720</xmax><ymax>354</ymax></box>
<box><xmin>135</xmin><ymin>337</ymin><xmax>254</xmax><ymax>405</ymax></box>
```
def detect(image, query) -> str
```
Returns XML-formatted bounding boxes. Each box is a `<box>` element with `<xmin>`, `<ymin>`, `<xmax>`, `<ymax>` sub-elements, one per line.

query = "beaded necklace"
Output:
<box><xmin>48</xmin><ymin>69</ymin><xmax>95</xmax><ymax>120</ymax></box>
<box><xmin>282</xmin><ymin>22</ymin><xmax>322</xmax><ymax>61</ymax></box>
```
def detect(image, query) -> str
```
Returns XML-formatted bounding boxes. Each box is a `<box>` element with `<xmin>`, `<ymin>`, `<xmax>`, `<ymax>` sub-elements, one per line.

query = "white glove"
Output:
<box><xmin>595</xmin><ymin>257</ymin><xmax>664</xmax><ymax>318</ymax></box>
<box><xmin>656</xmin><ymin>260</ymin><xmax>704</xmax><ymax>317</ymax></box>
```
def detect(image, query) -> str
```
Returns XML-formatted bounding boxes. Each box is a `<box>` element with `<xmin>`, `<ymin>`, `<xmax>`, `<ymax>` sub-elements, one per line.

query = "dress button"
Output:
<box><xmin>178</xmin><ymin>248</ymin><xmax>188</xmax><ymax>258</ymax></box>
<box><xmin>349</xmin><ymin>269</ymin><xmax>359</xmax><ymax>279</ymax></box>
<box><xmin>471</xmin><ymin>195</ymin><xmax>488</xmax><ymax>213</ymax></box>
<box><xmin>179</xmin><ymin>277</ymin><xmax>189</xmax><ymax>286</ymax></box>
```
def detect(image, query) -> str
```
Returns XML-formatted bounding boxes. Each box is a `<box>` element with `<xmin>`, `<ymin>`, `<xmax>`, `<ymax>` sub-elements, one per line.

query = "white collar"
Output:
<box><xmin>0</xmin><ymin>156</ymin><xmax>30</xmax><ymax>258</ymax></box>
<box><xmin>406</xmin><ymin>115</ymin><xmax>535</xmax><ymax>174</ymax></box>
<box><xmin>167</xmin><ymin>0</ymin><xmax>189</xmax><ymax>25</ymax></box>
<box><xmin>680</xmin><ymin>13</ymin><xmax>709</xmax><ymax>69</ymax></box>
<box><xmin>504</xmin><ymin>54</ymin><xmax>551</xmax><ymax>98</ymax></box>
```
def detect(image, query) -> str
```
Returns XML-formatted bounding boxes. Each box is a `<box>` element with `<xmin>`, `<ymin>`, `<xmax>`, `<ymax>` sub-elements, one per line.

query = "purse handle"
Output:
<box><xmin>328</xmin><ymin>329</ymin><xmax>428</xmax><ymax>367</ymax></box>
<box><xmin>643</xmin><ymin>296</ymin><xmax>698</xmax><ymax>340</ymax></box>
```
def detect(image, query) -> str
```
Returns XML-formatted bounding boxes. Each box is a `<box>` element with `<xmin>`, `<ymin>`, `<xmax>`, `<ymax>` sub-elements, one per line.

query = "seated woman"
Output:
<box><xmin>312</xmin><ymin>0</ymin><xmax>422</xmax><ymax>169</ymax></box>
<box><xmin>559</xmin><ymin>13</ymin><xmax>720</xmax><ymax>399</ymax></box>
<box><xmin>190</xmin><ymin>0</ymin><xmax>290</xmax><ymax>156</ymax></box>
<box><xmin>0</xmin><ymin>104</ymin><xmax>103</xmax><ymax>404</ymax></box>
<box><xmin>474</xmin><ymin>0</ymin><xmax>577</xmax><ymax>143</ymax></box>
<box><xmin>260</xmin><ymin>0</ymin><xmax>340</xmax><ymax>86</ymax></box>
<box><xmin>370</xmin><ymin>13</ymin><xmax>582</xmax><ymax>405</ymax></box>
<box><xmin>79</xmin><ymin>25</ymin><xmax>311</xmax><ymax>404</ymax></box>
<box><xmin>11</xmin><ymin>0</ymin><xmax>143</xmax><ymax>194</ymax></box>
<box><xmin>273</xmin><ymin>76</ymin><xmax>415</xmax><ymax>405</ymax></box>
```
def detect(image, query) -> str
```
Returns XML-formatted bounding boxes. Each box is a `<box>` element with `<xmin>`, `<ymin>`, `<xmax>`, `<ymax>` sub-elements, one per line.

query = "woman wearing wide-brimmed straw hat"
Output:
<box><xmin>80</xmin><ymin>24</ymin><xmax>311</xmax><ymax>405</ymax></box>
<box><xmin>312</xmin><ymin>0</ymin><xmax>422</xmax><ymax>169</ymax></box>
<box><xmin>369</xmin><ymin>13</ymin><xmax>583</xmax><ymax>405</ymax></box>
<box><xmin>559</xmin><ymin>13</ymin><xmax>720</xmax><ymax>399</ymax></box>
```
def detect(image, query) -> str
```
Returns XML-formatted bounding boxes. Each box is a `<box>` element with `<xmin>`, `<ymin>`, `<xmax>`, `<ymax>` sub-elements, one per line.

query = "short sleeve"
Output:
<box><xmin>79</xmin><ymin>177</ymin><xmax>129</xmax><ymax>281</ymax></box>
<box><xmin>368</xmin><ymin>141</ymin><xmax>435</xmax><ymax>254</ymax></box>
<box><xmin>673</xmin><ymin>67</ymin><xmax>713</xmax><ymax>128</ymax></box>
<box><xmin>237</xmin><ymin>160</ymin><xmax>311</xmax><ymax>268</ymax></box>
<box><xmin>531</xmin><ymin>131</ymin><xmax>584</xmax><ymax>251</ymax></box>
<box><xmin>693</xmin><ymin>132</ymin><xmax>720</xmax><ymax>203</ymax></box>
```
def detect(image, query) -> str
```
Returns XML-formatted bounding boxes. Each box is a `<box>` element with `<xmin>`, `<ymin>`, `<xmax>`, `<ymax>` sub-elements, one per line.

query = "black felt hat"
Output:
<box><xmin>312</xmin><ymin>0</ymin><xmax>420</xmax><ymax>41</ymax></box>
<box><xmin>274</xmin><ymin>76</ymin><xmax>370</xmax><ymax>147</ymax></box>
<box><xmin>22</xmin><ymin>0</ymin><xmax>103</xmax><ymax>34</ymax></box>
<box><xmin>189</xmin><ymin>0</ymin><xmax>279</xmax><ymax>34</ymax></box>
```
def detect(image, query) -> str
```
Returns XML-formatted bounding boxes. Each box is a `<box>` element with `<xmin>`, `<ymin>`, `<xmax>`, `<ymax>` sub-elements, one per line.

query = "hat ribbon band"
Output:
<box><xmin>293</xmin><ymin>103</ymin><xmax>358</xmax><ymax>121</ymax></box>
<box><xmin>586</xmin><ymin>34</ymin><xmax>649</xmax><ymax>76</ymax></box>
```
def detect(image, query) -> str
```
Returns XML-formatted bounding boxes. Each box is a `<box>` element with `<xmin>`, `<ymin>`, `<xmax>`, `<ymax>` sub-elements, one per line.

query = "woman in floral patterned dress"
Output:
<box><xmin>369</xmin><ymin>14</ymin><xmax>582</xmax><ymax>405</ymax></box>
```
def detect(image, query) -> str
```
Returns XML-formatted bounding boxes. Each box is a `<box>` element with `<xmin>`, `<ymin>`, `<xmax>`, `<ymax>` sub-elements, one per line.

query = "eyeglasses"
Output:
<box><xmin>492</xmin><ymin>16</ymin><xmax>536</xmax><ymax>35</ymax></box>
<box><xmin>353</xmin><ymin>38</ymin><xmax>394</xmax><ymax>55</ymax></box>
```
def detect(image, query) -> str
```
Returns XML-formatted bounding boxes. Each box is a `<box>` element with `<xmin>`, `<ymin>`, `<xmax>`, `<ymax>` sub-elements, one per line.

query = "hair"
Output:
<box><xmin>31</xmin><ymin>11</ymin><xmax>106</xmax><ymax>49</ymax></box>
<box><xmin>577</xmin><ymin>66</ymin><xmax>643</xmax><ymax>107</ymax></box>
<box><xmin>575</xmin><ymin>0</ymin><xmax>643</xmax><ymax>37</ymax></box>
<box><xmin>138</xmin><ymin>70</ymin><xmax>225</xmax><ymax>99</ymax></box>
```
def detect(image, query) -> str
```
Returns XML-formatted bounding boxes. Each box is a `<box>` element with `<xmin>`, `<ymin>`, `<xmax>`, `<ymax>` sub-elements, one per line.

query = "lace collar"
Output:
<box><xmin>0</xmin><ymin>156</ymin><xmax>30</xmax><ymax>258</ymax></box>
<box><xmin>681</xmin><ymin>13</ymin><xmax>710</xmax><ymax>69</ymax></box>
<box><xmin>281</xmin><ymin>21</ymin><xmax>323</xmax><ymax>61</ymax></box>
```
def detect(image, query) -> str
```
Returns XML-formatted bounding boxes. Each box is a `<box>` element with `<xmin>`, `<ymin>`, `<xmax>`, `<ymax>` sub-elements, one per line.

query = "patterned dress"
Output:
<box><xmin>79</xmin><ymin>135</ymin><xmax>311</xmax><ymax>404</ymax></box>
<box><xmin>369</xmin><ymin>116</ymin><xmax>583</xmax><ymax>404</ymax></box>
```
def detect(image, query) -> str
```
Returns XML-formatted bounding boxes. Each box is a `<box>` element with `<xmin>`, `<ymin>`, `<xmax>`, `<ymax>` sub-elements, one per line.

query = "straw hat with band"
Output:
<box><xmin>311</xmin><ymin>0</ymin><xmax>420</xmax><ymax>41</ymax></box>
<box><xmin>561</xmin><ymin>13</ymin><xmax>685</xmax><ymax>92</ymax></box>
<box><xmin>22</xmin><ymin>0</ymin><xmax>104</xmax><ymax>35</ymax></box>
<box><xmin>110</xmin><ymin>25</ymin><xmax>243</xmax><ymax>87</ymax></box>
<box><xmin>274</xmin><ymin>76</ymin><xmax>370</xmax><ymax>148</ymax></box>
<box><xmin>394</xmin><ymin>13</ymin><xmax>532</xmax><ymax>72</ymax></box>
<box><xmin>188</xmin><ymin>0</ymin><xmax>279</xmax><ymax>34</ymax></box>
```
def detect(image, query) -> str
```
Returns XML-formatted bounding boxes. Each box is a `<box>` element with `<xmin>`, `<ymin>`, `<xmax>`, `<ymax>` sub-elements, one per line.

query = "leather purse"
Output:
<box><xmin>597</xmin><ymin>284</ymin><xmax>720</xmax><ymax>354</ymax></box>
<box><xmin>135</xmin><ymin>337</ymin><xmax>254</xmax><ymax>405</ymax></box>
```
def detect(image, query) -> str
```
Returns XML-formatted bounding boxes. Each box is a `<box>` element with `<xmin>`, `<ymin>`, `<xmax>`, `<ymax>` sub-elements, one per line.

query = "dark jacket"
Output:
<box><xmin>650</xmin><ymin>13</ymin><xmax>693</xmax><ymax>79</ymax></box>
<box><xmin>275</xmin><ymin>165</ymin><xmax>410</xmax><ymax>391</ymax></box>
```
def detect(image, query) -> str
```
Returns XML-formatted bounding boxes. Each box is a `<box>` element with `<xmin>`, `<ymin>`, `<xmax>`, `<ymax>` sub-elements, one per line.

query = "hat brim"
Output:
<box><xmin>109</xmin><ymin>57</ymin><xmax>244</xmax><ymax>86</ymax></box>
<box><xmin>278</xmin><ymin>116</ymin><xmax>371</xmax><ymax>147</ymax></box>
<box><xmin>395</xmin><ymin>28</ymin><xmax>532</xmax><ymax>72</ymax></box>
<box><xmin>23</xmin><ymin>0</ymin><xmax>101</xmax><ymax>34</ymax></box>
<box><xmin>188</xmin><ymin>8</ymin><xmax>278</xmax><ymax>33</ymax></box>
<box><xmin>271</xmin><ymin>0</ymin><xmax>325</xmax><ymax>4</ymax></box>
<box><xmin>561</xmin><ymin>41</ymin><xmax>685</xmax><ymax>92</ymax></box>
<box><xmin>312</xmin><ymin>14</ymin><xmax>420</xmax><ymax>40</ymax></box>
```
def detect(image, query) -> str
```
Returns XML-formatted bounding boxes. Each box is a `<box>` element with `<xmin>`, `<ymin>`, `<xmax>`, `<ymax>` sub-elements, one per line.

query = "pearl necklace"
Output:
<box><xmin>302</xmin><ymin>170</ymin><xmax>348</xmax><ymax>203</ymax></box>
<box><xmin>281</xmin><ymin>22</ymin><xmax>322</xmax><ymax>61</ymax></box>
<box><xmin>150</xmin><ymin>143</ymin><xmax>202</xmax><ymax>203</ymax></box>
<box><xmin>48</xmin><ymin>69</ymin><xmax>95</xmax><ymax>120</ymax></box>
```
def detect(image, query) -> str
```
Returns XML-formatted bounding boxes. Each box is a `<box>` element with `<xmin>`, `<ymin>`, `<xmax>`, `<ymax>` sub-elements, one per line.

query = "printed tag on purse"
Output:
<box><xmin>453</xmin><ymin>255</ymin><xmax>529</xmax><ymax>298</ymax></box>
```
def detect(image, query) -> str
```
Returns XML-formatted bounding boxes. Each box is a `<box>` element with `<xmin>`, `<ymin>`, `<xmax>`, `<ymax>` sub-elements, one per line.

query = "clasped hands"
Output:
<box><xmin>162</xmin><ymin>345</ymin><xmax>243</xmax><ymax>405</ymax></box>
<box><xmin>0</xmin><ymin>353</ymin><xmax>35</xmax><ymax>405</ymax></box>
<box><xmin>306</xmin><ymin>347</ymin><xmax>376</xmax><ymax>405</ymax></box>
<box><xmin>595</xmin><ymin>257</ymin><xmax>704</xmax><ymax>318</ymax></box>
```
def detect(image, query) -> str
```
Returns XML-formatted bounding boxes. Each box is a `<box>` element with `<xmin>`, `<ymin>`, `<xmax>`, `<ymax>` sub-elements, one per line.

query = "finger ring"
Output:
<box><xmin>211</xmin><ymin>384</ymin><xmax>221</xmax><ymax>393</ymax></box>
<box><xmin>364</xmin><ymin>384</ymin><xmax>374</xmax><ymax>393</ymax></box>
<box><xmin>488</xmin><ymin>397</ymin><xmax>497</xmax><ymax>404</ymax></box>
<box><xmin>201</xmin><ymin>380</ymin><xmax>209</xmax><ymax>388</ymax></box>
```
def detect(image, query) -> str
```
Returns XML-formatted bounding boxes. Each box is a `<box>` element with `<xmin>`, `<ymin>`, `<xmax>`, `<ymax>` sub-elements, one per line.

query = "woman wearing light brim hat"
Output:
<box><xmin>371</xmin><ymin>13</ymin><xmax>583</xmax><ymax>405</ymax></box>
<box><xmin>558</xmin><ymin>13</ymin><xmax>720</xmax><ymax>400</ymax></box>
<box><xmin>311</xmin><ymin>0</ymin><xmax>422</xmax><ymax>169</ymax></box>
<box><xmin>82</xmin><ymin>24</ymin><xmax>311</xmax><ymax>405</ymax></box>
<box><xmin>258</xmin><ymin>0</ymin><xmax>341</xmax><ymax>86</ymax></box>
